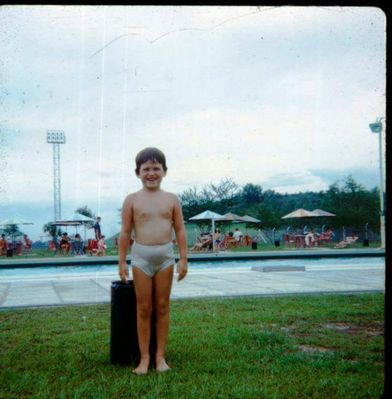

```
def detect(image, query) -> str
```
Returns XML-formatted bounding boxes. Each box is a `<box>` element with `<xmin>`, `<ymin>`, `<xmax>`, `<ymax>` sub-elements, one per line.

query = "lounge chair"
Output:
<box><xmin>318</xmin><ymin>231</ymin><xmax>334</xmax><ymax>246</ymax></box>
<box><xmin>87</xmin><ymin>239</ymin><xmax>98</xmax><ymax>255</ymax></box>
<box><xmin>190</xmin><ymin>236</ymin><xmax>212</xmax><ymax>252</ymax></box>
<box><xmin>243</xmin><ymin>235</ymin><xmax>252</xmax><ymax>246</ymax></box>
<box><xmin>221</xmin><ymin>235</ymin><xmax>236</xmax><ymax>250</ymax></box>
<box><xmin>283</xmin><ymin>233</ymin><xmax>295</xmax><ymax>247</ymax></box>
<box><xmin>71</xmin><ymin>240</ymin><xmax>84</xmax><ymax>255</ymax></box>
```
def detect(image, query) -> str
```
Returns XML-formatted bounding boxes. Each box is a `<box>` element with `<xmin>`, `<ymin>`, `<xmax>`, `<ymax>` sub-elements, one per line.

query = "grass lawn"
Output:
<box><xmin>0</xmin><ymin>293</ymin><xmax>384</xmax><ymax>398</ymax></box>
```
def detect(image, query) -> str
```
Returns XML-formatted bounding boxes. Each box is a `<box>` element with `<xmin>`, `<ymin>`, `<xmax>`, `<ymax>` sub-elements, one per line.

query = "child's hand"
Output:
<box><xmin>119</xmin><ymin>262</ymin><xmax>129</xmax><ymax>283</ymax></box>
<box><xmin>176</xmin><ymin>259</ymin><xmax>188</xmax><ymax>282</ymax></box>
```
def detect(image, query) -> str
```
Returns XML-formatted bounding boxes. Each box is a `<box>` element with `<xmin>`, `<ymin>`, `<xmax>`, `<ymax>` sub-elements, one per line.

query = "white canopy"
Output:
<box><xmin>188</xmin><ymin>210</ymin><xmax>226</xmax><ymax>252</ymax></box>
<box><xmin>0</xmin><ymin>216</ymin><xmax>34</xmax><ymax>226</ymax></box>
<box><xmin>51</xmin><ymin>213</ymin><xmax>95</xmax><ymax>225</ymax></box>
<box><xmin>281</xmin><ymin>208</ymin><xmax>317</xmax><ymax>219</ymax></box>
<box><xmin>240</xmin><ymin>215</ymin><xmax>261</xmax><ymax>223</ymax></box>
<box><xmin>311</xmin><ymin>209</ymin><xmax>336</xmax><ymax>217</ymax></box>
<box><xmin>189</xmin><ymin>210</ymin><xmax>226</xmax><ymax>221</ymax></box>
<box><xmin>51</xmin><ymin>213</ymin><xmax>95</xmax><ymax>240</ymax></box>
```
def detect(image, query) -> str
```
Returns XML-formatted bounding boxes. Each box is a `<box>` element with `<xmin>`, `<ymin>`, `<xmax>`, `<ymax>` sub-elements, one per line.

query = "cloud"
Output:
<box><xmin>0</xmin><ymin>5</ymin><xmax>385</xmax><ymax>234</ymax></box>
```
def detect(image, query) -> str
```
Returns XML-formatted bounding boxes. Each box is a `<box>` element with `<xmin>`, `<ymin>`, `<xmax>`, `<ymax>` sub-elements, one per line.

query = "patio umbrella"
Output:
<box><xmin>281</xmin><ymin>208</ymin><xmax>317</xmax><ymax>219</ymax></box>
<box><xmin>239</xmin><ymin>215</ymin><xmax>261</xmax><ymax>223</ymax></box>
<box><xmin>188</xmin><ymin>210</ymin><xmax>227</xmax><ymax>252</ymax></box>
<box><xmin>311</xmin><ymin>209</ymin><xmax>336</xmax><ymax>233</ymax></box>
<box><xmin>223</xmin><ymin>212</ymin><xmax>243</xmax><ymax>221</ymax></box>
<box><xmin>311</xmin><ymin>209</ymin><xmax>336</xmax><ymax>217</ymax></box>
<box><xmin>221</xmin><ymin>212</ymin><xmax>243</xmax><ymax>232</ymax></box>
<box><xmin>281</xmin><ymin>208</ymin><xmax>318</xmax><ymax>234</ymax></box>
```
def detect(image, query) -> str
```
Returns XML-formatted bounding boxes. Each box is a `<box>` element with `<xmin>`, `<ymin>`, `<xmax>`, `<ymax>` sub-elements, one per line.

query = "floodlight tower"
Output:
<box><xmin>368</xmin><ymin>117</ymin><xmax>386</xmax><ymax>249</ymax></box>
<box><xmin>46</xmin><ymin>130</ymin><xmax>66</xmax><ymax>221</ymax></box>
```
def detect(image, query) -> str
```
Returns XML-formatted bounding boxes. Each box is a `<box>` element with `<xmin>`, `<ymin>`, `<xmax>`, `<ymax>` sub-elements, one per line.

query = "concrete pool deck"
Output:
<box><xmin>0</xmin><ymin>248</ymin><xmax>385</xmax><ymax>309</ymax></box>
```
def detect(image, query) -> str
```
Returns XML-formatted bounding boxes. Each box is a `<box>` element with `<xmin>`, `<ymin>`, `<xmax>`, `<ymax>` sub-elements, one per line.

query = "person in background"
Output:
<box><xmin>214</xmin><ymin>229</ymin><xmax>223</xmax><ymax>252</ymax></box>
<box><xmin>60</xmin><ymin>232</ymin><xmax>71</xmax><ymax>256</ymax></box>
<box><xmin>0</xmin><ymin>234</ymin><xmax>8</xmax><ymax>256</ymax></box>
<box><xmin>95</xmin><ymin>235</ymin><xmax>107</xmax><ymax>256</ymax></box>
<box><xmin>72</xmin><ymin>233</ymin><xmax>84</xmax><ymax>255</ymax></box>
<box><xmin>233</xmin><ymin>228</ymin><xmax>243</xmax><ymax>244</ymax></box>
<box><xmin>94</xmin><ymin>216</ymin><xmax>102</xmax><ymax>240</ymax></box>
<box><xmin>305</xmin><ymin>228</ymin><xmax>315</xmax><ymax>247</ymax></box>
<box><xmin>51</xmin><ymin>234</ymin><xmax>59</xmax><ymax>254</ymax></box>
<box><xmin>22</xmin><ymin>234</ymin><xmax>32</xmax><ymax>253</ymax></box>
<box><xmin>323</xmin><ymin>226</ymin><xmax>334</xmax><ymax>240</ymax></box>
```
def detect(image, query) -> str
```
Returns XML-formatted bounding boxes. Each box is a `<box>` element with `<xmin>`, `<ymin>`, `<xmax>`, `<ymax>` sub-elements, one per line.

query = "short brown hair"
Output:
<box><xmin>135</xmin><ymin>147</ymin><xmax>167</xmax><ymax>174</ymax></box>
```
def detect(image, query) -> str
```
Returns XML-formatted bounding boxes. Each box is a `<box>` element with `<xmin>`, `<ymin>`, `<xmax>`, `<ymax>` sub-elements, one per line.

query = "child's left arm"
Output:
<box><xmin>173</xmin><ymin>195</ymin><xmax>188</xmax><ymax>281</ymax></box>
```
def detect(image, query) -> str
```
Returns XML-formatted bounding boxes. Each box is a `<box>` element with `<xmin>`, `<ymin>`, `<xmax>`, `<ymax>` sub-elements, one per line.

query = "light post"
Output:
<box><xmin>369</xmin><ymin>117</ymin><xmax>386</xmax><ymax>248</ymax></box>
<box><xmin>46</xmin><ymin>130</ymin><xmax>66</xmax><ymax>221</ymax></box>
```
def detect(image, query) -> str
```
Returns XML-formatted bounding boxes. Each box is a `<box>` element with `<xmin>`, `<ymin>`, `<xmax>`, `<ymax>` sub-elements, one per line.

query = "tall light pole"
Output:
<box><xmin>369</xmin><ymin>117</ymin><xmax>386</xmax><ymax>249</ymax></box>
<box><xmin>46</xmin><ymin>130</ymin><xmax>66</xmax><ymax>221</ymax></box>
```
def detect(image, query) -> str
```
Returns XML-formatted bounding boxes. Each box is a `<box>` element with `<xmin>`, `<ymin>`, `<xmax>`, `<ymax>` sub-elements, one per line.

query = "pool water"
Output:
<box><xmin>0</xmin><ymin>257</ymin><xmax>385</xmax><ymax>280</ymax></box>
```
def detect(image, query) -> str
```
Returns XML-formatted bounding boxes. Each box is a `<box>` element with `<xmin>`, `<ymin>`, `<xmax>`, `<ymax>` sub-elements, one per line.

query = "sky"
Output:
<box><xmin>0</xmin><ymin>5</ymin><xmax>386</xmax><ymax>241</ymax></box>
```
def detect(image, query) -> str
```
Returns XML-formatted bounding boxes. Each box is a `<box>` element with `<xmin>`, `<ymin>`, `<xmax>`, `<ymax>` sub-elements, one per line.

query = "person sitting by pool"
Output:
<box><xmin>49</xmin><ymin>234</ymin><xmax>60</xmax><ymax>255</ymax></box>
<box><xmin>72</xmin><ymin>233</ymin><xmax>84</xmax><ymax>255</ymax></box>
<box><xmin>93</xmin><ymin>235</ymin><xmax>107</xmax><ymax>256</ymax></box>
<box><xmin>0</xmin><ymin>234</ymin><xmax>8</xmax><ymax>256</ymax></box>
<box><xmin>233</xmin><ymin>228</ymin><xmax>243</xmax><ymax>246</ymax></box>
<box><xmin>319</xmin><ymin>227</ymin><xmax>334</xmax><ymax>243</ymax></box>
<box><xmin>304</xmin><ymin>228</ymin><xmax>316</xmax><ymax>247</ymax></box>
<box><xmin>22</xmin><ymin>234</ymin><xmax>32</xmax><ymax>254</ymax></box>
<box><xmin>190</xmin><ymin>234</ymin><xmax>212</xmax><ymax>251</ymax></box>
<box><xmin>60</xmin><ymin>232</ymin><xmax>71</xmax><ymax>256</ymax></box>
<box><xmin>244</xmin><ymin>235</ymin><xmax>253</xmax><ymax>246</ymax></box>
<box><xmin>221</xmin><ymin>233</ymin><xmax>236</xmax><ymax>250</ymax></box>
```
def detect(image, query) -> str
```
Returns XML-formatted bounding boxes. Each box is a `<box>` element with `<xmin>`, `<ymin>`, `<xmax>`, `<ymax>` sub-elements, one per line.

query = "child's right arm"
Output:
<box><xmin>118</xmin><ymin>195</ymin><xmax>133</xmax><ymax>283</ymax></box>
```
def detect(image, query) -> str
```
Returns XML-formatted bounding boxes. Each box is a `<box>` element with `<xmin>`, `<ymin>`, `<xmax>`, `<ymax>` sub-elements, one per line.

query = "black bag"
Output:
<box><xmin>110</xmin><ymin>280</ymin><xmax>156</xmax><ymax>366</ymax></box>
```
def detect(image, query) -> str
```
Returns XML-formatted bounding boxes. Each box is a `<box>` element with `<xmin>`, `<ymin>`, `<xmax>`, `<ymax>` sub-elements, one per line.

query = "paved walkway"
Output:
<box><xmin>0</xmin><ymin>252</ymin><xmax>385</xmax><ymax>308</ymax></box>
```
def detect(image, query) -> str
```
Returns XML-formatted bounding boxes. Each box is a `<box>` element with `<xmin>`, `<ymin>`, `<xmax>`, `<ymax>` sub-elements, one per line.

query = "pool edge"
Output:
<box><xmin>0</xmin><ymin>248</ymin><xmax>385</xmax><ymax>269</ymax></box>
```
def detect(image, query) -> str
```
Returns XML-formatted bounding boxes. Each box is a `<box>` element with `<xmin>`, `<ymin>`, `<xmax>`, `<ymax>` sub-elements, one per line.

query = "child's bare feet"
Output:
<box><xmin>156</xmin><ymin>357</ymin><xmax>171</xmax><ymax>373</ymax></box>
<box><xmin>133</xmin><ymin>356</ymin><xmax>150</xmax><ymax>375</ymax></box>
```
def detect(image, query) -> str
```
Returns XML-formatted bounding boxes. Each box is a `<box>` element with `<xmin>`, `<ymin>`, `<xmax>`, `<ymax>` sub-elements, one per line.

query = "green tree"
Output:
<box><xmin>75</xmin><ymin>205</ymin><xmax>95</xmax><ymax>229</ymax></box>
<box><xmin>43</xmin><ymin>223</ymin><xmax>61</xmax><ymax>238</ymax></box>
<box><xmin>324</xmin><ymin>175</ymin><xmax>379</xmax><ymax>230</ymax></box>
<box><xmin>3</xmin><ymin>224</ymin><xmax>22</xmax><ymax>239</ymax></box>
<box><xmin>242</xmin><ymin>183</ymin><xmax>263</xmax><ymax>205</ymax></box>
<box><xmin>245</xmin><ymin>203</ymin><xmax>280</xmax><ymax>228</ymax></box>
<box><xmin>179</xmin><ymin>176</ymin><xmax>380</xmax><ymax>232</ymax></box>
<box><xmin>179</xmin><ymin>186</ymin><xmax>208</xmax><ymax>220</ymax></box>
<box><xmin>75</xmin><ymin>206</ymin><xmax>95</xmax><ymax>218</ymax></box>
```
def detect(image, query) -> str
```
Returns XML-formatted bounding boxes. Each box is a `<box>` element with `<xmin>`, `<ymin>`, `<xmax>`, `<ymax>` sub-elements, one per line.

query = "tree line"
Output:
<box><xmin>178</xmin><ymin>175</ymin><xmax>381</xmax><ymax>231</ymax></box>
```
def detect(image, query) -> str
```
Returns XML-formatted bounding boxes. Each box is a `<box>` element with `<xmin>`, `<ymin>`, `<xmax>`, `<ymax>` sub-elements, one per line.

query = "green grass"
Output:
<box><xmin>0</xmin><ymin>293</ymin><xmax>384</xmax><ymax>398</ymax></box>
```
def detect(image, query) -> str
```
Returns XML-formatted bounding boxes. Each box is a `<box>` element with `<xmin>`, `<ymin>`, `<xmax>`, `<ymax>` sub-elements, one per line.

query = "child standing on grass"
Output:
<box><xmin>118</xmin><ymin>147</ymin><xmax>188</xmax><ymax>375</ymax></box>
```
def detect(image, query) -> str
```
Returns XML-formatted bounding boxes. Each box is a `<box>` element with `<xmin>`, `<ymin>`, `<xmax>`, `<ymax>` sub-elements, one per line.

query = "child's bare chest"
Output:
<box><xmin>133</xmin><ymin>197</ymin><xmax>173</xmax><ymax>221</ymax></box>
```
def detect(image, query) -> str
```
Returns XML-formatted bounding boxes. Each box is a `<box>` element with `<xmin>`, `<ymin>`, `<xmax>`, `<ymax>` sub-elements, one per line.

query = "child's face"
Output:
<box><xmin>137</xmin><ymin>160</ymin><xmax>166</xmax><ymax>190</ymax></box>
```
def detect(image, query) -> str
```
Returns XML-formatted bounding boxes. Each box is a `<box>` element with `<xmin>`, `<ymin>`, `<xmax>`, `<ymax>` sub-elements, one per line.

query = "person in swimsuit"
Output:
<box><xmin>214</xmin><ymin>229</ymin><xmax>222</xmax><ymax>252</ymax></box>
<box><xmin>118</xmin><ymin>147</ymin><xmax>188</xmax><ymax>375</ymax></box>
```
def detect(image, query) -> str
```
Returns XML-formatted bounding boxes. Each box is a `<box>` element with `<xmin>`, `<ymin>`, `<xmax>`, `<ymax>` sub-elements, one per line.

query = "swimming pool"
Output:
<box><xmin>0</xmin><ymin>256</ymin><xmax>385</xmax><ymax>281</ymax></box>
